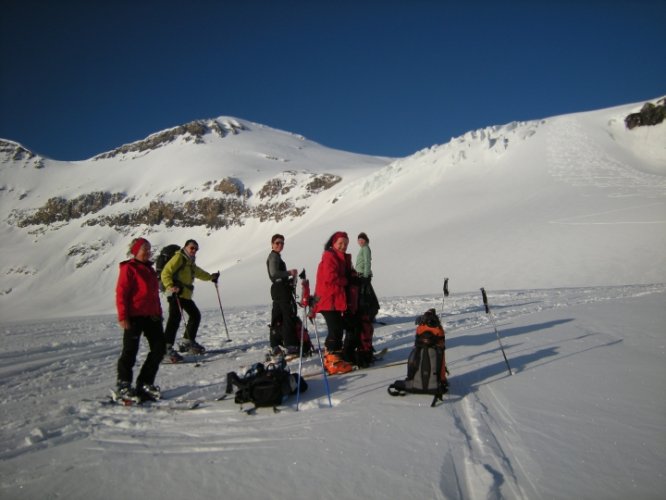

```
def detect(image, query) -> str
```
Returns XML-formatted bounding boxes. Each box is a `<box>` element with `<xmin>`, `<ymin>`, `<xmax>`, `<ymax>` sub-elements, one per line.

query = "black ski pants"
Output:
<box><xmin>270</xmin><ymin>282</ymin><xmax>298</xmax><ymax>348</ymax></box>
<box><xmin>117</xmin><ymin>315</ymin><xmax>166</xmax><ymax>387</ymax></box>
<box><xmin>164</xmin><ymin>295</ymin><xmax>201</xmax><ymax>345</ymax></box>
<box><xmin>320</xmin><ymin>310</ymin><xmax>346</xmax><ymax>352</ymax></box>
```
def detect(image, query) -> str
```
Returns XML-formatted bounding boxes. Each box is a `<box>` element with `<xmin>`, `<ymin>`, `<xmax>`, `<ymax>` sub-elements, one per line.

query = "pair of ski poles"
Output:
<box><xmin>295</xmin><ymin>269</ymin><xmax>332</xmax><ymax>411</ymax></box>
<box><xmin>441</xmin><ymin>278</ymin><xmax>512</xmax><ymax>376</ymax></box>
<box><xmin>172</xmin><ymin>276</ymin><xmax>232</xmax><ymax>343</ymax></box>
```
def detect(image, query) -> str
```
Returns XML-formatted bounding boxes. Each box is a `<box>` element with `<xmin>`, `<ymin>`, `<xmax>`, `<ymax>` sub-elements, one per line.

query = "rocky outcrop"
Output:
<box><xmin>12</xmin><ymin>172</ymin><xmax>341</xmax><ymax>230</ymax></box>
<box><xmin>15</xmin><ymin>191</ymin><xmax>126</xmax><ymax>226</ymax></box>
<box><xmin>0</xmin><ymin>140</ymin><xmax>44</xmax><ymax>168</ymax></box>
<box><xmin>625</xmin><ymin>98</ymin><xmax>666</xmax><ymax>129</ymax></box>
<box><xmin>93</xmin><ymin>119</ymin><xmax>247</xmax><ymax>159</ymax></box>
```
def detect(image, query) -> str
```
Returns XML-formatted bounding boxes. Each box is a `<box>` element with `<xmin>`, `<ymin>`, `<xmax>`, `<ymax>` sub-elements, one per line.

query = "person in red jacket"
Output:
<box><xmin>115</xmin><ymin>237</ymin><xmax>166</xmax><ymax>402</ymax></box>
<box><xmin>313</xmin><ymin>231</ymin><xmax>354</xmax><ymax>374</ymax></box>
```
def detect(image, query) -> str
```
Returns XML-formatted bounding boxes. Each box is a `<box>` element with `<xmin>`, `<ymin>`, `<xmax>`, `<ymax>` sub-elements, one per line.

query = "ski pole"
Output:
<box><xmin>214</xmin><ymin>278</ymin><xmax>232</xmax><ymax>342</ymax></box>
<box><xmin>310</xmin><ymin>314</ymin><xmax>333</xmax><ymax>408</ymax></box>
<box><xmin>296</xmin><ymin>269</ymin><xmax>310</xmax><ymax>410</ymax></box>
<box><xmin>480</xmin><ymin>288</ymin><xmax>512</xmax><ymax>375</ymax></box>
<box><xmin>174</xmin><ymin>293</ymin><xmax>187</xmax><ymax>330</ymax></box>
<box><xmin>295</xmin><ymin>288</ymin><xmax>306</xmax><ymax>411</ymax></box>
<box><xmin>442</xmin><ymin>277</ymin><xmax>449</xmax><ymax>313</ymax></box>
<box><xmin>298</xmin><ymin>269</ymin><xmax>332</xmax><ymax>408</ymax></box>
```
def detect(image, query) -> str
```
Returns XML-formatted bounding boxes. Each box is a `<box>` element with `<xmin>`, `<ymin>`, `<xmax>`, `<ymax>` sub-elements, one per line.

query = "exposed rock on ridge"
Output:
<box><xmin>93</xmin><ymin>118</ymin><xmax>247</xmax><ymax>159</ymax></box>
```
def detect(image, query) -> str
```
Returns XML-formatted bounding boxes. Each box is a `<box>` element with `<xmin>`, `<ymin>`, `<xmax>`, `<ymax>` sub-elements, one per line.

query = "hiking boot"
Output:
<box><xmin>164</xmin><ymin>345</ymin><xmax>184</xmax><ymax>363</ymax></box>
<box><xmin>179</xmin><ymin>339</ymin><xmax>206</xmax><ymax>354</ymax></box>
<box><xmin>324</xmin><ymin>352</ymin><xmax>353</xmax><ymax>375</ymax></box>
<box><xmin>136</xmin><ymin>383</ymin><xmax>161</xmax><ymax>401</ymax></box>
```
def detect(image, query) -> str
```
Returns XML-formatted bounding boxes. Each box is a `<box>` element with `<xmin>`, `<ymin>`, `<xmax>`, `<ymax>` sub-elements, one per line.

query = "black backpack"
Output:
<box><xmin>225</xmin><ymin>360</ymin><xmax>307</xmax><ymax>410</ymax></box>
<box><xmin>155</xmin><ymin>244</ymin><xmax>182</xmax><ymax>291</ymax></box>
<box><xmin>388</xmin><ymin>309</ymin><xmax>448</xmax><ymax>407</ymax></box>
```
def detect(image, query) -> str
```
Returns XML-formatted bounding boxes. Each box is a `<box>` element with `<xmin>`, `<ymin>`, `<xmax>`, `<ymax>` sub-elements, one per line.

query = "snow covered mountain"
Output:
<box><xmin>0</xmin><ymin>99</ymin><xmax>665</xmax><ymax>500</ymax></box>
<box><xmin>1</xmin><ymin>97</ymin><xmax>664</xmax><ymax>322</ymax></box>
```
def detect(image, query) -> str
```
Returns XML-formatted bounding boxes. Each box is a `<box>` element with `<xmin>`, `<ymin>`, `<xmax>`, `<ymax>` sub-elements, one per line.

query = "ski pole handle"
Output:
<box><xmin>481</xmin><ymin>287</ymin><xmax>490</xmax><ymax>314</ymax></box>
<box><xmin>443</xmin><ymin>278</ymin><xmax>449</xmax><ymax>297</ymax></box>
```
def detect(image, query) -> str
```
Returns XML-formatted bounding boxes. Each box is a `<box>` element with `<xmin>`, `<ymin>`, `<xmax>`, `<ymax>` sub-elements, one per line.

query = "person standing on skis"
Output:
<box><xmin>313</xmin><ymin>231</ymin><xmax>355</xmax><ymax>374</ymax></box>
<box><xmin>161</xmin><ymin>239</ymin><xmax>219</xmax><ymax>359</ymax></box>
<box><xmin>356</xmin><ymin>232</ymin><xmax>380</xmax><ymax>323</ymax></box>
<box><xmin>115</xmin><ymin>237</ymin><xmax>166</xmax><ymax>401</ymax></box>
<box><xmin>266</xmin><ymin>233</ymin><xmax>300</xmax><ymax>357</ymax></box>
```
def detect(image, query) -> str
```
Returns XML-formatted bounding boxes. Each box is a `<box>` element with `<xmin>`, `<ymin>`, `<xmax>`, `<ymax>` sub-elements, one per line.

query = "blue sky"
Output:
<box><xmin>1</xmin><ymin>0</ymin><xmax>665</xmax><ymax>161</ymax></box>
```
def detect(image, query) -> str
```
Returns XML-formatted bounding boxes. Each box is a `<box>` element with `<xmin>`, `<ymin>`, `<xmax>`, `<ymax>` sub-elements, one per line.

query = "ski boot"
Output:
<box><xmin>266</xmin><ymin>345</ymin><xmax>285</xmax><ymax>364</ymax></box>
<box><xmin>136</xmin><ymin>383</ymin><xmax>161</xmax><ymax>402</ymax></box>
<box><xmin>323</xmin><ymin>351</ymin><xmax>353</xmax><ymax>375</ymax></box>
<box><xmin>179</xmin><ymin>339</ymin><xmax>206</xmax><ymax>355</ymax></box>
<box><xmin>114</xmin><ymin>381</ymin><xmax>140</xmax><ymax>405</ymax></box>
<box><xmin>164</xmin><ymin>344</ymin><xmax>184</xmax><ymax>363</ymax></box>
<box><xmin>284</xmin><ymin>345</ymin><xmax>301</xmax><ymax>361</ymax></box>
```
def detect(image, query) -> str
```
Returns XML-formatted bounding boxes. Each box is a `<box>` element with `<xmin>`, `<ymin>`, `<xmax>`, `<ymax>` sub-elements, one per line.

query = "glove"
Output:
<box><xmin>211</xmin><ymin>272</ymin><xmax>220</xmax><ymax>284</ymax></box>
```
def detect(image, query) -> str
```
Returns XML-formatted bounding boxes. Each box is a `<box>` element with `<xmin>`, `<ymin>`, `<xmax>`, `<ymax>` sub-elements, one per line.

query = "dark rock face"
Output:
<box><xmin>625</xmin><ymin>99</ymin><xmax>666</xmax><ymax>129</ymax></box>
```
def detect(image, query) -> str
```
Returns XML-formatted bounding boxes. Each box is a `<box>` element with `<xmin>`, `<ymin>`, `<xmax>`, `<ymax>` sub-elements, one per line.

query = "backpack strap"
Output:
<box><xmin>430</xmin><ymin>392</ymin><xmax>445</xmax><ymax>407</ymax></box>
<box><xmin>387</xmin><ymin>381</ymin><xmax>407</xmax><ymax>397</ymax></box>
<box><xmin>173</xmin><ymin>251</ymin><xmax>189</xmax><ymax>284</ymax></box>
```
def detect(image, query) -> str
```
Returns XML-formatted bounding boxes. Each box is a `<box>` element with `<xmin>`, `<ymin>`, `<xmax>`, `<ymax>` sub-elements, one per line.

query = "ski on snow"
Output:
<box><xmin>104</xmin><ymin>390</ymin><xmax>203</xmax><ymax>410</ymax></box>
<box><xmin>163</xmin><ymin>345</ymin><xmax>253</xmax><ymax>367</ymax></box>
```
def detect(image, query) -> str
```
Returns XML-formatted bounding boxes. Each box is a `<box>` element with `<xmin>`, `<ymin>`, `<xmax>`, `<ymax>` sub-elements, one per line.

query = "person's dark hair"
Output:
<box><xmin>183</xmin><ymin>239</ymin><xmax>199</xmax><ymax>249</ymax></box>
<box><xmin>271</xmin><ymin>233</ymin><xmax>285</xmax><ymax>244</ymax></box>
<box><xmin>357</xmin><ymin>232</ymin><xmax>369</xmax><ymax>243</ymax></box>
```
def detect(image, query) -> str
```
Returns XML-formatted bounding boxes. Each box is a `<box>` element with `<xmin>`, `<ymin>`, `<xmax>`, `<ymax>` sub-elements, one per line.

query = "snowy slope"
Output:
<box><xmin>0</xmin><ymin>286</ymin><xmax>664</xmax><ymax>499</ymax></box>
<box><xmin>1</xmin><ymin>99</ymin><xmax>665</xmax><ymax>322</ymax></box>
<box><xmin>0</xmin><ymin>97</ymin><xmax>665</xmax><ymax>499</ymax></box>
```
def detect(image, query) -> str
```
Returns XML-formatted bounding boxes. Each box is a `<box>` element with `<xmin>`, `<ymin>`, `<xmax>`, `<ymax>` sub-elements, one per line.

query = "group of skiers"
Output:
<box><xmin>114</xmin><ymin>231</ymin><xmax>379</xmax><ymax>402</ymax></box>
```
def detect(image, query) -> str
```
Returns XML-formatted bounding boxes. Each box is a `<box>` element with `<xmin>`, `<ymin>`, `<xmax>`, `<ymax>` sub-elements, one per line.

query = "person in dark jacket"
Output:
<box><xmin>266</xmin><ymin>233</ymin><xmax>299</xmax><ymax>356</ymax></box>
<box><xmin>115</xmin><ymin>237</ymin><xmax>166</xmax><ymax>401</ymax></box>
<box><xmin>313</xmin><ymin>231</ymin><xmax>355</xmax><ymax>374</ymax></box>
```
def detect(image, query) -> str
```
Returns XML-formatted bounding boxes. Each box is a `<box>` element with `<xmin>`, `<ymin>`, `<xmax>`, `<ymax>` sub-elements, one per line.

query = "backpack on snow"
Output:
<box><xmin>225</xmin><ymin>359</ymin><xmax>307</xmax><ymax>410</ymax></box>
<box><xmin>387</xmin><ymin>308</ymin><xmax>448</xmax><ymax>407</ymax></box>
<box><xmin>155</xmin><ymin>244</ymin><xmax>182</xmax><ymax>292</ymax></box>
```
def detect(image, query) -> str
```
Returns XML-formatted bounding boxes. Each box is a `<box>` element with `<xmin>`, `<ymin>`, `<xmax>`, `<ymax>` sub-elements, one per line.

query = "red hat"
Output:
<box><xmin>130</xmin><ymin>238</ymin><xmax>148</xmax><ymax>256</ymax></box>
<box><xmin>332</xmin><ymin>231</ymin><xmax>349</xmax><ymax>243</ymax></box>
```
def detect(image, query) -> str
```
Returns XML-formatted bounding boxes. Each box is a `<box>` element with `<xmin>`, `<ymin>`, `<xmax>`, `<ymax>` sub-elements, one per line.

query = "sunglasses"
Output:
<box><xmin>187</xmin><ymin>246</ymin><xmax>199</xmax><ymax>252</ymax></box>
<box><xmin>273</xmin><ymin>240</ymin><xmax>285</xmax><ymax>245</ymax></box>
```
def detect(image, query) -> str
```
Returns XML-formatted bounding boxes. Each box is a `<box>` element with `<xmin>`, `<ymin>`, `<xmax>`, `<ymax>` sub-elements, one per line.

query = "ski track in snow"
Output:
<box><xmin>1</xmin><ymin>284</ymin><xmax>664</xmax><ymax>499</ymax></box>
<box><xmin>546</xmin><ymin>116</ymin><xmax>666</xmax><ymax>198</ymax></box>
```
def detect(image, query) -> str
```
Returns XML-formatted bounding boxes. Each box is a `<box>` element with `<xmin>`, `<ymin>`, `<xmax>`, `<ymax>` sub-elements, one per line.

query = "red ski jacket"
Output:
<box><xmin>115</xmin><ymin>259</ymin><xmax>163</xmax><ymax>322</ymax></box>
<box><xmin>313</xmin><ymin>249</ymin><xmax>352</xmax><ymax>313</ymax></box>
